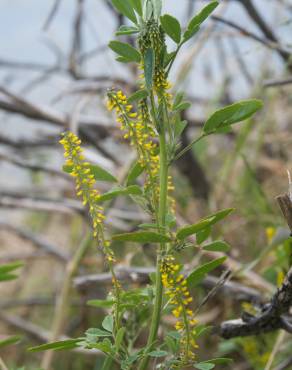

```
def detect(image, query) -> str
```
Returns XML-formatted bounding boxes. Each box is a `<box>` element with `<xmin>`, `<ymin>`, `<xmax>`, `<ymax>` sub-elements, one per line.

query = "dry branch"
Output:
<box><xmin>214</xmin><ymin>193</ymin><xmax>292</xmax><ymax>338</ymax></box>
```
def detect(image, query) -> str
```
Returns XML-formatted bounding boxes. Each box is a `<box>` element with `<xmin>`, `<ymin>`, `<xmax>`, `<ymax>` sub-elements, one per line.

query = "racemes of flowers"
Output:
<box><xmin>29</xmin><ymin>1</ymin><xmax>263</xmax><ymax>369</ymax></box>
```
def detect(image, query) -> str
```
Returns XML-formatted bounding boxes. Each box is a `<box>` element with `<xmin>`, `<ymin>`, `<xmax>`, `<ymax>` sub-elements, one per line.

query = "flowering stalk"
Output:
<box><xmin>59</xmin><ymin>132</ymin><xmax>121</xmax><ymax>333</ymax></box>
<box><xmin>138</xmin><ymin>125</ymin><xmax>168</xmax><ymax>370</ymax></box>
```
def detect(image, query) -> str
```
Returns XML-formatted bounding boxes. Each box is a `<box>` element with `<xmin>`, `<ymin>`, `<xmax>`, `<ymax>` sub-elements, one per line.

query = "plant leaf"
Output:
<box><xmin>63</xmin><ymin>164</ymin><xmax>117</xmax><ymax>183</ymax></box>
<box><xmin>195</xmin><ymin>363</ymin><xmax>215</xmax><ymax>370</ymax></box>
<box><xmin>187</xmin><ymin>257</ymin><xmax>227</xmax><ymax>288</ymax></box>
<box><xmin>126</xmin><ymin>161</ymin><xmax>145</xmax><ymax>185</ymax></box>
<box><xmin>97</xmin><ymin>185</ymin><xmax>142</xmax><ymax>203</ymax></box>
<box><xmin>144</xmin><ymin>48</ymin><xmax>155</xmax><ymax>90</ymax></box>
<box><xmin>176</xmin><ymin>219</ymin><xmax>212</xmax><ymax>240</ymax></box>
<box><xmin>109</xmin><ymin>41</ymin><xmax>141</xmax><ymax>63</ymax></box>
<box><xmin>183</xmin><ymin>1</ymin><xmax>219</xmax><ymax>42</ymax></box>
<box><xmin>128</xmin><ymin>89</ymin><xmax>148</xmax><ymax>104</ymax></box>
<box><xmin>203</xmin><ymin>358</ymin><xmax>233</xmax><ymax>365</ymax></box>
<box><xmin>0</xmin><ymin>335</ymin><xmax>21</xmax><ymax>349</ymax></box>
<box><xmin>160</xmin><ymin>14</ymin><xmax>181</xmax><ymax>43</ymax></box>
<box><xmin>0</xmin><ymin>262</ymin><xmax>23</xmax><ymax>282</ymax></box>
<box><xmin>196</xmin><ymin>226</ymin><xmax>211</xmax><ymax>244</ymax></box>
<box><xmin>102</xmin><ymin>315</ymin><xmax>114</xmax><ymax>333</ymax></box>
<box><xmin>173</xmin><ymin>102</ymin><xmax>191</xmax><ymax>112</ymax></box>
<box><xmin>116</xmin><ymin>25</ymin><xmax>139</xmax><ymax>36</ymax></box>
<box><xmin>152</xmin><ymin>0</ymin><xmax>162</xmax><ymax>20</ymax></box>
<box><xmin>204</xmin><ymin>208</ymin><xmax>234</xmax><ymax>225</ymax></box>
<box><xmin>115</xmin><ymin>327</ymin><xmax>126</xmax><ymax>351</ymax></box>
<box><xmin>0</xmin><ymin>261</ymin><xmax>23</xmax><ymax>275</ymax></box>
<box><xmin>129</xmin><ymin>0</ymin><xmax>142</xmax><ymax>16</ymax></box>
<box><xmin>28</xmin><ymin>339</ymin><xmax>81</xmax><ymax>352</ymax></box>
<box><xmin>87</xmin><ymin>299</ymin><xmax>114</xmax><ymax>308</ymax></box>
<box><xmin>112</xmin><ymin>231</ymin><xmax>171</xmax><ymax>243</ymax></box>
<box><xmin>111</xmin><ymin>0</ymin><xmax>137</xmax><ymax>24</ymax></box>
<box><xmin>203</xmin><ymin>99</ymin><xmax>263</xmax><ymax>134</ymax></box>
<box><xmin>203</xmin><ymin>240</ymin><xmax>230</xmax><ymax>252</ymax></box>
<box><xmin>86</xmin><ymin>328</ymin><xmax>112</xmax><ymax>338</ymax></box>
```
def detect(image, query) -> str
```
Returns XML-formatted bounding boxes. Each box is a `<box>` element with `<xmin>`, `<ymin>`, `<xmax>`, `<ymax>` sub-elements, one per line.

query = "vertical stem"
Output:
<box><xmin>0</xmin><ymin>356</ymin><xmax>9</xmax><ymax>370</ymax></box>
<box><xmin>138</xmin><ymin>128</ymin><xmax>168</xmax><ymax>370</ymax></box>
<box><xmin>41</xmin><ymin>233</ymin><xmax>92</xmax><ymax>370</ymax></box>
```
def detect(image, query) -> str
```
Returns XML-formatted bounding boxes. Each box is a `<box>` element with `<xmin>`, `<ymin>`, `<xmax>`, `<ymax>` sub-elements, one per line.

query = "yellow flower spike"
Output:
<box><xmin>59</xmin><ymin>131</ymin><xmax>117</xmax><ymax>269</ymax></box>
<box><xmin>265</xmin><ymin>226</ymin><xmax>276</xmax><ymax>243</ymax></box>
<box><xmin>161</xmin><ymin>255</ymin><xmax>198</xmax><ymax>361</ymax></box>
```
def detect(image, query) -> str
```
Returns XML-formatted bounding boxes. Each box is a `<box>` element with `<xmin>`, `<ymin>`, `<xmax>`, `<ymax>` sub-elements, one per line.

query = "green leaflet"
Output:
<box><xmin>112</xmin><ymin>231</ymin><xmax>171</xmax><ymax>243</ymax></box>
<box><xmin>203</xmin><ymin>99</ymin><xmax>263</xmax><ymax>134</ymax></box>
<box><xmin>109</xmin><ymin>41</ymin><xmax>141</xmax><ymax>63</ymax></box>
<box><xmin>187</xmin><ymin>257</ymin><xmax>227</xmax><ymax>288</ymax></box>
<box><xmin>160</xmin><ymin>14</ymin><xmax>181</xmax><ymax>43</ymax></box>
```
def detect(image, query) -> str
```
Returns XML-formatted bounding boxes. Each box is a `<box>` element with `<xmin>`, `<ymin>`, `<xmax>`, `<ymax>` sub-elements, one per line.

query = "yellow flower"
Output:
<box><xmin>60</xmin><ymin>132</ymin><xmax>116</xmax><ymax>264</ymax></box>
<box><xmin>161</xmin><ymin>255</ymin><xmax>198</xmax><ymax>362</ymax></box>
<box><xmin>265</xmin><ymin>227</ymin><xmax>276</xmax><ymax>243</ymax></box>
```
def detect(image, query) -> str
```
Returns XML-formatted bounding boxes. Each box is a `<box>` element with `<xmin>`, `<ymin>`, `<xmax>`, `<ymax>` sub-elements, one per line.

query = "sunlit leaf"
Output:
<box><xmin>203</xmin><ymin>241</ymin><xmax>230</xmax><ymax>252</ymax></box>
<box><xmin>116</xmin><ymin>25</ymin><xmax>139</xmax><ymax>36</ymax></box>
<box><xmin>176</xmin><ymin>219</ymin><xmax>212</xmax><ymax>240</ymax></box>
<box><xmin>97</xmin><ymin>185</ymin><xmax>142</xmax><ymax>203</ymax></box>
<box><xmin>187</xmin><ymin>257</ymin><xmax>227</xmax><ymax>288</ymax></box>
<box><xmin>128</xmin><ymin>89</ymin><xmax>148</xmax><ymax>104</ymax></box>
<box><xmin>0</xmin><ymin>335</ymin><xmax>21</xmax><ymax>349</ymax></box>
<box><xmin>112</xmin><ymin>0</ymin><xmax>137</xmax><ymax>24</ymax></box>
<box><xmin>28</xmin><ymin>339</ymin><xmax>81</xmax><ymax>352</ymax></box>
<box><xmin>203</xmin><ymin>100</ymin><xmax>263</xmax><ymax>134</ymax></box>
<box><xmin>86</xmin><ymin>328</ymin><xmax>112</xmax><ymax>338</ymax></box>
<box><xmin>102</xmin><ymin>315</ymin><xmax>114</xmax><ymax>333</ymax></box>
<box><xmin>160</xmin><ymin>14</ymin><xmax>181</xmax><ymax>43</ymax></box>
<box><xmin>183</xmin><ymin>1</ymin><xmax>219</xmax><ymax>42</ymax></box>
<box><xmin>109</xmin><ymin>41</ymin><xmax>141</xmax><ymax>63</ymax></box>
<box><xmin>126</xmin><ymin>161</ymin><xmax>145</xmax><ymax>185</ymax></box>
<box><xmin>63</xmin><ymin>164</ymin><xmax>117</xmax><ymax>183</ymax></box>
<box><xmin>129</xmin><ymin>0</ymin><xmax>142</xmax><ymax>16</ymax></box>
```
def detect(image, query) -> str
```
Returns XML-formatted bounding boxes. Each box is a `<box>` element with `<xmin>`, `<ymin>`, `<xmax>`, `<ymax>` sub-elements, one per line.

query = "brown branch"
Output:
<box><xmin>0</xmin><ymin>152</ymin><xmax>70</xmax><ymax>180</ymax></box>
<box><xmin>214</xmin><ymin>193</ymin><xmax>292</xmax><ymax>339</ymax></box>
<box><xmin>43</xmin><ymin>0</ymin><xmax>63</xmax><ymax>31</ymax></box>
<box><xmin>239</xmin><ymin>0</ymin><xmax>292</xmax><ymax>69</ymax></box>
<box><xmin>211</xmin><ymin>15</ymin><xmax>291</xmax><ymax>58</ymax></box>
<box><xmin>0</xmin><ymin>192</ymin><xmax>84</xmax><ymax>215</ymax></box>
<box><xmin>74</xmin><ymin>266</ymin><xmax>263</xmax><ymax>304</ymax></box>
<box><xmin>263</xmin><ymin>76</ymin><xmax>292</xmax><ymax>88</ymax></box>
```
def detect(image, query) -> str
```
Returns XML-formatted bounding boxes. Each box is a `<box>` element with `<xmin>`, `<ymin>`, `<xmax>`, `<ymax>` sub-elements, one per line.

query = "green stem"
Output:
<box><xmin>173</xmin><ymin>133</ymin><xmax>207</xmax><ymax>161</ymax></box>
<box><xmin>138</xmin><ymin>128</ymin><xmax>168</xmax><ymax>370</ymax></box>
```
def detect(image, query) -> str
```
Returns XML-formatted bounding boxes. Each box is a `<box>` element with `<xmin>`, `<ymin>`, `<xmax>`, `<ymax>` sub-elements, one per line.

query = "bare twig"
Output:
<box><xmin>43</xmin><ymin>0</ymin><xmax>63</xmax><ymax>31</ymax></box>
<box><xmin>238</xmin><ymin>0</ymin><xmax>292</xmax><ymax>69</ymax></box>
<box><xmin>211</xmin><ymin>15</ymin><xmax>290</xmax><ymax>57</ymax></box>
<box><xmin>0</xmin><ymin>152</ymin><xmax>70</xmax><ymax>180</ymax></box>
<box><xmin>74</xmin><ymin>266</ymin><xmax>264</xmax><ymax>304</ymax></box>
<box><xmin>0</xmin><ymin>192</ymin><xmax>84</xmax><ymax>215</ymax></box>
<box><xmin>263</xmin><ymin>76</ymin><xmax>292</xmax><ymax>88</ymax></box>
<box><xmin>214</xmin><ymin>193</ymin><xmax>292</xmax><ymax>339</ymax></box>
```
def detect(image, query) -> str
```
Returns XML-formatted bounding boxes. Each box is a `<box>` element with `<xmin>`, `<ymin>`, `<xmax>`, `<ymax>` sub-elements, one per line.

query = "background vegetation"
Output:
<box><xmin>0</xmin><ymin>0</ymin><xmax>292</xmax><ymax>369</ymax></box>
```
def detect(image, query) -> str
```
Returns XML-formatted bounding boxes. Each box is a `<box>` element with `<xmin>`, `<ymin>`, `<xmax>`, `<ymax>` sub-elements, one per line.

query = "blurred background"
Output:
<box><xmin>0</xmin><ymin>0</ymin><xmax>292</xmax><ymax>369</ymax></box>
